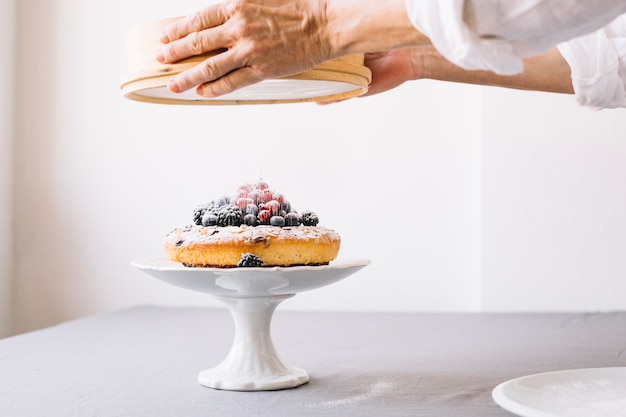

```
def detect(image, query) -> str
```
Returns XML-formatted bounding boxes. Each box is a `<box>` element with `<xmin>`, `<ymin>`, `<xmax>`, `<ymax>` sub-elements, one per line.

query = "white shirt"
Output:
<box><xmin>405</xmin><ymin>0</ymin><xmax>626</xmax><ymax>108</ymax></box>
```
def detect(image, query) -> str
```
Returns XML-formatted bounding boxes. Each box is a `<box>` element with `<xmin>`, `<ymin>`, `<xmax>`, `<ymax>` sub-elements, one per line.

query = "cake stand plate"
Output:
<box><xmin>131</xmin><ymin>258</ymin><xmax>370</xmax><ymax>391</ymax></box>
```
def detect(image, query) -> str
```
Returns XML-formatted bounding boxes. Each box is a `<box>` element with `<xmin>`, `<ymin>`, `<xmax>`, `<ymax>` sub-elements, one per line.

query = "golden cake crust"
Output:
<box><xmin>164</xmin><ymin>224</ymin><xmax>341</xmax><ymax>267</ymax></box>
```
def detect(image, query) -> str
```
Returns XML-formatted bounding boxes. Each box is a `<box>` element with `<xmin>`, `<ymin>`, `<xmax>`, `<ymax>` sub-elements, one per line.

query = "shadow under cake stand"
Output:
<box><xmin>132</xmin><ymin>258</ymin><xmax>369</xmax><ymax>391</ymax></box>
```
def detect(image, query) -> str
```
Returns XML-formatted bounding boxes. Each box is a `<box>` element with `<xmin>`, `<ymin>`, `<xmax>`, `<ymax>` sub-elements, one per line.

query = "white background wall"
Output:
<box><xmin>0</xmin><ymin>0</ymin><xmax>16</xmax><ymax>338</ymax></box>
<box><xmin>481</xmin><ymin>88</ymin><xmax>626</xmax><ymax>311</ymax></box>
<box><xmin>4</xmin><ymin>0</ymin><xmax>626</xmax><ymax>337</ymax></box>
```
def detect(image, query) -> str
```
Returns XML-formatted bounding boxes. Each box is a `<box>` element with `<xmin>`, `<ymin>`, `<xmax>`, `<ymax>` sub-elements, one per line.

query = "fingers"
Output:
<box><xmin>159</xmin><ymin>5</ymin><xmax>227</xmax><ymax>44</ymax></box>
<box><xmin>156</xmin><ymin>5</ymin><xmax>230</xmax><ymax>64</ymax></box>
<box><xmin>155</xmin><ymin>4</ymin><xmax>233</xmax><ymax>64</ymax></box>
<box><xmin>167</xmin><ymin>50</ymin><xmax>263</xmax><ymax>96</ymax></box>
<box><xmin>156</xmin><ymin>30</ymin><xmax>224</xmax><ymax>64</ymax></box>
<box><xmin>196</xmin><ymin>67</ymin><xmax>264</xmax><ymax>98</ymax></box>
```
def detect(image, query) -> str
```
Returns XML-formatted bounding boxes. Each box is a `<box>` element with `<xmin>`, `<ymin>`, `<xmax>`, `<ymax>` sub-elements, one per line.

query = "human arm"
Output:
<box><xmin>362</xmin><ymin>46</ymin><xmax>574</xmax><ymax>98</ymax></box>
<box><xmin>156</xmin><ymin>0</ymin><xmax>429</xmax><ymax>98</ymax></box>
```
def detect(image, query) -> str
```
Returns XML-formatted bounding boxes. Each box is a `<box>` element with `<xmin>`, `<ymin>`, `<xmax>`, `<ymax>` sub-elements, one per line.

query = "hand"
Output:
<box><xmin>156</xmin><ymin>0</ymin><xmax>331</xmax><ymax>98</ymax></box>
<box><xmin>362</xmin><ymin>47</ymin><xmax>427</xmax><ymax>97</ymax></box>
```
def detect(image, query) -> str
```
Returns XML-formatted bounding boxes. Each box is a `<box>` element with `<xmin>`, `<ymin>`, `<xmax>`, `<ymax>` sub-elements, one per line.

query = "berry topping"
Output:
<box><xmin>247</xmin><ymin>189</ymin><xmax>262</xmax><ymax>205</ymax></box>
<box><xmin>235</xmin><ymin>197</ymin><xmax>253</xmax><ymax>212</ymax></box>
<box><xmin>243</xmin><ymin>214</ymin><xmax>257</xmax><ymax>226</ymax></box>
<box><xmin>284</xmin><ymin>212</ymin><xmax>301</xmax><ymax>226</ymax></box>
<box><xmin>257</xmin><ymin>209</ymin><xmax>271</xmax><ymax>225</ymax></box>
<box><xmin>201</xmin><ymin>212</ymin><xmax>219</xmax><ymax>227</ymax></box>
<box><xmin>245</xmin><ymin>203</ymin><xmax>259</xmax><ymax>217</ymax></box>
<box><xmin>237</xmin><ymin>253</ymin><xmax>264</xmax><ymax>268</ymax></box>
<box><xmin>272</xmin><ymin>192</ymin><xmax>284</xmax><ymax>204</ymax></box>
<box><xmin>265</xmin><ymin>200</ymin><xmax>281</xmax><ymax>216</ymax></box>
<box><xmin>301</xmin><ymin>210</ymin><xmax>319</xmax><ymax>226</ymax></box>
<box><xmin>193</xmin><ymin>204</ymin><xmax>208</xmax><ymax>226</ymax></box>
<box><xmin>191</xmin><ymin>181</ymin><xmax>323</xmax><ymax>229</ymax></box>
<box><xmin>260</xmin><ymin>189</ymin><xmax>274</xmax><ymax>204</ymax></box>
<box><xmin>255</xmin><ymin>181</ymin><xmax>269</xmax><ymax>190</ymax></box>
<box><xmin>270</xmin><ymin>216</ymin><xmax>285</xmax><ymax>227</ymax></box>
<box><xmin>217</xmin><ymin>204</ymin><xmax>243</xmax><ymax>227</ymax></box>
<box><xmin>216</xmin><ymin>196</ymin><xmax>231</xmax><ymax>207</ymax></box>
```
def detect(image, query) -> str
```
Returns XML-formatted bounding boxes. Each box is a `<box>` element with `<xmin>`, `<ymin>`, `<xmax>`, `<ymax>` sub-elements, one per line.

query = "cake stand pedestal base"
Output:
<box><xmin>198</xmin><ymin>294</ymin><xmax>309</xmax><ymax>391</ymax></box>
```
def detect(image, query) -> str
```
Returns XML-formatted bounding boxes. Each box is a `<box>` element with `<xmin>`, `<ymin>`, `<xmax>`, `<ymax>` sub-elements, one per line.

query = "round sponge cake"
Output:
<box><xmin>165</xmin><ymin>224</ymin><xmax>340</xmax><ymax>267</ymax></box>
<box><xmin>163</xmin><ymin>180</ymin><xmax>341</xmax><ymax>268</ymax></box>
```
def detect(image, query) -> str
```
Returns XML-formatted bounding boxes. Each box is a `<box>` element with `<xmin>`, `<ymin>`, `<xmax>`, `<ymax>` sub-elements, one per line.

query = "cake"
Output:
<box><xmin>164</xmin><ymin>181</ymin><xmax>341</xmax><ymax>267</ymax></box>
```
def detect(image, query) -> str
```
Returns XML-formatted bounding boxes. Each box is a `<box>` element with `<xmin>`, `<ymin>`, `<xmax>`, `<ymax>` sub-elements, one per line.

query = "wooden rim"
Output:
<box><xmin>120</xmin><ymin>17</ymin><xmax>372</xmax><ymax>105</ymax></box>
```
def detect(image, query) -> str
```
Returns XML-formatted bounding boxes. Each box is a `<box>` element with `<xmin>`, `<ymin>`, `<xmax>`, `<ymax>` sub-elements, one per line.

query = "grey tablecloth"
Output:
<box><xmin>1</xmin><ymin>307</ymin><xmax>625</xmax><ymax>416</ymax></box>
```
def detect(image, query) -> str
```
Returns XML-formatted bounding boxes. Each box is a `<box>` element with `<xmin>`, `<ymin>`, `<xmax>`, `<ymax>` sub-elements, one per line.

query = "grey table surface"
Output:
<box><xmin>1</xmin><ymin>306</ymin><xmax>625</xmax><ymax>417</ymax></box>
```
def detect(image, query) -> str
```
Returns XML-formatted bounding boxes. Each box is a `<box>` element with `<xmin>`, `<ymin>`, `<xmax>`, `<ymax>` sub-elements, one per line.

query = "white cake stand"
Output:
<box><xmin>131</xmin><ymin>258</ymin><xmax>370</xmax><ymax>391</ymax></box>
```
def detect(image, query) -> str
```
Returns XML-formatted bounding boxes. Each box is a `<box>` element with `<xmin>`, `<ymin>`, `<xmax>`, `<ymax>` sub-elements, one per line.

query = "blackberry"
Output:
<box><xmin>192</xmin><ymin>204</ymin><xmax>208</xmax><ymax>225</ymax></box>
<box><xmin>206</xmin><ymin>201</ymin><xmax>221</xmax><ymax>214</ymax></box>
<box><xmin>193</xmin><ymin>201</ymin><xmax>221</xmax><ymax>225</ymax></box>
<box><xmin>301</xmin><ymin>210</ymin><xmax>319</xmax><ymax>226</ymax></box>
<box><xmin>237</xmin><ymin>253</ymin><xmax>264</xmax><ymax>268</ymax></box>
<box><xmin>217</xmin><ymin>204</ymin><xmax>243</xmax><ymax>226</ymax></box>
<box><xmin>284</xmin><ymin>212</ymin><xmax>301</xmax><ymax>226</ymax></box>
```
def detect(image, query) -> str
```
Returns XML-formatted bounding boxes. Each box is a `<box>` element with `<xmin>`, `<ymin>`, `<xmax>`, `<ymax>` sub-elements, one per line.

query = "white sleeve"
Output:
<box><xmin>405</xmin><ymin>0</ymin><xmax>626</xmax><ymax>76</ymax></box>
<box><xmin>557</xmin><ymin>15</ymin><xmax>626</xmax><ymax>109</ymax></box>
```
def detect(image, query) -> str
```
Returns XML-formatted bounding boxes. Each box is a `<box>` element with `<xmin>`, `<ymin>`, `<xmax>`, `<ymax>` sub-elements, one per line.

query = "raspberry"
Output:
<box><xmin>265</xmin><ymin>200</ymin><xmax>281</xmax><ymax>216</ymax></box>
<box><xmin>237</xmin><ymin>253</ymin><xmax>264</xmax><ymax>268</ymax></box>
<box><xmin>255</xmin><ymin>181</ymin><xmax>269</xmax><ymax>190</ymax></box>
<box><xmin>238</xmin><ymin>183</ymin><xmax>252</xmax><ymax>193</ymax></box>
<box><xmin>235</xmin><ymin>197</ymin><xmax>253</xmax><ymax>212</ymax></box>
<box><xmin>272</xmin><ymin>192</ymin><xmax>284</xmax><ymax>204</ymax></box>
<box><xmin>260</xmin><ymin>189</ymin><xmax>274</xmax><ymax>204</ymax></box>
<box><xmin>247</xmin><ymin>189</ymin><xmax>262</xmax><ymax>205</ymax></box>
<box><xmin>257</xmin><ymin>209</ymin><xmax>271</xmax><ymax>225</ymax></box>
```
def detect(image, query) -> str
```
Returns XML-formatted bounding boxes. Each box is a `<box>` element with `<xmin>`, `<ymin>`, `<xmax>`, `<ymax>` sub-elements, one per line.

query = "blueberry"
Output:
<box><xmin>284</xmin><ymin>212</ymin><xmax>300</xmax><ymax>226</ymax></box>
<box><xmin>245</xmin><ymin>203</ymin><xmax>259</xmax><ymax>217</ymax></box>
<box><xmin>243</xmin><ymin>214</ymin><xmax>257</xmax><ymax>226</ymax></box>
<box><xmin>270</xmin><ymin>216</ymin><xmax>285</xmax><ymax>227</ymax></box>
<box><xmin>281</xmin><ymin>200</ymin><xmax>291</xmax><ymax>213</ymax></box>
<box><xmin>202</xmin><ymin>212</ymin><xmax>218</xmax><ymax>226</ymax></box>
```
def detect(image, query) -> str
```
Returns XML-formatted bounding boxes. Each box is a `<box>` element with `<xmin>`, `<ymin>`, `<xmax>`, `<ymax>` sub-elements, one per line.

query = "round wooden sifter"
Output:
<box><xmin>120</xmin><ymin>17</ymin><xmax>372</xmax><ymax>105</ymax></box>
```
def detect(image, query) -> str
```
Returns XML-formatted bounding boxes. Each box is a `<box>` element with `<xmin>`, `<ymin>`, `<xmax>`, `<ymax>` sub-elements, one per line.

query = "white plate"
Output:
<box><xmin>131</xmin><ymin>258</ymin><xmax>370</xmax><ymax>297</ymax></box>
<box><xmin>492</xmin><ymin>367</ymin><xmax>626</xmax><ymax>417</ymax></box>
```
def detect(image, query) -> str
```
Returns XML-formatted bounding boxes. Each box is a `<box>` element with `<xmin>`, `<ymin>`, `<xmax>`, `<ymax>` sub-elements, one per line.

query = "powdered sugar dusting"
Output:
<box><xmin>165</xmin><ymin>225</ymin><xmax>340</xmax><ymax>247</ymax></box>
<box><xmin>307</xmin><ymin>381</ymin><xmax>397</xmax><ymax>408</ymax></box>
